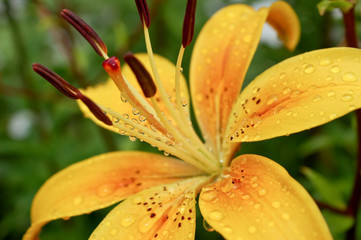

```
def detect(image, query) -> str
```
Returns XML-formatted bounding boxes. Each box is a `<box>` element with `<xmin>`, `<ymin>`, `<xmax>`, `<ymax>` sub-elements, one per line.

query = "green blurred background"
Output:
<box><xmin>1</xmin><ymin>0</ymin><xmax>361</xmax><ymax>239</ymax></box>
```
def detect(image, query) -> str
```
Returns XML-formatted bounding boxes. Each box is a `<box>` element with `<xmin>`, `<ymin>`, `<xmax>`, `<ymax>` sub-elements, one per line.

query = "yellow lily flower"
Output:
<box><xmin>25</xmin><ymin>1</ymin><xmax>361</xmax><ymax>239</ymax></box>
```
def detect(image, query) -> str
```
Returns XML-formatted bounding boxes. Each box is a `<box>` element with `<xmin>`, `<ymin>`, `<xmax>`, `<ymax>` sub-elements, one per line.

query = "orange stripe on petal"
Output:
<box><xmin>89</xmin><ymin>176</ymin><xmax>209</xmax><ymax>240</ymax></box>
<box><xmin>227</xmin><ymin>47</ymin><xmax>361</xmax><ymax>142</ymax></box>
<box><xmin>267</xmin><ymin>1</ymin><xmax>300</xmax><ymax>51</ymax></box>
<box><xmin>190</xmin><ymin>4</ymin><xmax>269</xmax><ymax>153</ymax></box>
<box><xmin>199</xmin><ymin>154</ymin><xmax>332</xmax><ymax>240</ymax></box>
<box><xmin>23</xmin><ymin>151</ymin><xmax>201</xmax><ymax>240</ymax></box>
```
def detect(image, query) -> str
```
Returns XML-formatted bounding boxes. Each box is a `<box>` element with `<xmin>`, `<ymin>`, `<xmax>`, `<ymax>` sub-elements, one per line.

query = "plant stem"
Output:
<box><xmin>343</xmin><ymin>6</ymin><xmax>361</xmax><ymax>240</ymax></box>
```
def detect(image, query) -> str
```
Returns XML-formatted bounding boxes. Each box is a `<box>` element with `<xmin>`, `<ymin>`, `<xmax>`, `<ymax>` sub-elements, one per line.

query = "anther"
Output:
<box><xmin>135</xmin><ymin>0</ymin><xmax>150</xmax><ymax>28</ymax></box>
<box><xmin>61</xmin><ymin>9</ymin><xmax>108</xmax><ymax>58</ymax></box>
<box><xmin>32</xmin><ymin>63</ymin><xmax>112</xmax><ymax>126</ymax></box>
<box><xmin>32</xmin><ymin>63</ymin><xmax>79</xmax><ymax>99</ymax></box>
<box><xmin>103</xmin><ymin>56</ymin><xmax>121</xmax><ymax>72</ymax></box>
<box><xmin>182</xmin><ymin>0</ymin><xmax>197</xmax><ymax>47</ymax></box>
<box><xmin>123</xmin><ymin>52</ymin><xmax>156</xmax><ymax>98</ymax></box>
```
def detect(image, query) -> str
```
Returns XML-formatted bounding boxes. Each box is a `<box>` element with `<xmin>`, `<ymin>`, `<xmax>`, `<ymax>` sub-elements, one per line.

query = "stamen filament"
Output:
<box><xmin>143</xmin><ymin>25</ymin><xmax>218</xmax><ymax>165</ymax></box>
<box><xmin>101</xmin><ymin>106</ymin><xmax>215</xmax><ymax>173</ymax></box>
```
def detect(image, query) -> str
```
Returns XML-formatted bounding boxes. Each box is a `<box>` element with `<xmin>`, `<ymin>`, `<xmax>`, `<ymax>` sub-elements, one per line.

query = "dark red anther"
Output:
<box><xmin>123</xmin><ymin>52</ymin><xmax>156</xmax><ymax>98</ymax></box>
<box><xmin>135</xmin><ymin>0</ymin><xmax>150</xmax><ymax>28</ymax></box>
<box><xmin>79</xmin><ymin>95</ymin><xmax>113</xmax><ymax>126</ymax></box>
<box><xmin>61</xmin><ymin>9</ymin><xmax>107</xmax><ymax>57</ymax></box>
<box><xmin>32</xmin><ymin>63</ymin><xmax>79</xmax><ymax>99</ymax></box>
<box><xmin>33</xmin><ymin>63</ymin><xmax>112</xmax><ymax>126</ymax></box>
<box><xmin>182</xmin><ymin>0</ymin><xmax>197</xmax><ymax>47</ymax></box>
<box><xmin>103</xmin><ymin>56</ymin><xmax>121</xmax><ymax>72</ymax></box>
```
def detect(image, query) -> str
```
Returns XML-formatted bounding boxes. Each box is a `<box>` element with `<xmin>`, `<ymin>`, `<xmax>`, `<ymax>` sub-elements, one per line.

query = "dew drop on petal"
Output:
<box><xmin>201</xmin><ymin>189</ymin><xmax>217</xmax><ymax>202</ymax></box>
<box><xmin>272</xmin><ymin>201</ymin><xmax>281</xmax><ymax>208</ymax></box>
<box><xmin>282</xmin><ymin>213</ymin><xmax>290</xmax><ymax>220</ymax></box>
<box><xmin>73</xmin><ymin>196</ymin><xmax>83</xmax><ymax>205</ymax></box>
<box><xmin>132</xmin><ymin>195</ymin><xmax>145</xmax><ymax>205</ymax></box>
<box><xmin>320</xmin><ymin>58</ymin><xmax>332</xmax><ymax>66</ymax></box>
<box><xmin>342</xmin><ymin>72</ymin><xmax>357</xmax><ymax>82</ymax></box>
<box><xmin>330</xmin><ymin>65</ymin><xmax>341</xmax><ymax>73</ymax></box>
<box><xmin>327</xmin><ymin>90</ymin><xmax>336</xmax><ymax>99</ymax></box>
<box><xmin>203</xmin><ymin>219</ymin><xmax>215</xmax><ymax>232</ymax></box>
<box><xmin>304</xmin><ymin>64</ymin><xmax>315</xmax><ymax>74</ymax></box>
<box><xmin>342</xmin><ymin>93</ymin><xmax>353</xmax><ymax>102</ymax></box>
<box><xmin>209</xmin><ymin>211</ymin><xmax>224</xmax><ymax>221</ymax></box>
<box><xmin>121</xmin><ymin>215</ymin><xmax>136</xmax><ymax>227</ymax></box>
<box><xmin>313</xmin><ymin>95</ymin><xmax>322</xmax><ymax>102</ymax></box>
<box><xmin>223</xmin><ymin>226</ymin><xmax>233</xmax><ymax>234</ymax></box>
<box><xmin>329</xmin><ymin>113</ymin><xmax>337</xmax><ymax>120</ymax></box>
<box><xmin>97</xmin><ymin>183</ymin><xmax>115</xmax><ymax>197</ymax></box>
<box><xmin>349</xmin><ymin>105</ymin><xmax>357</xmax><ymax>111</ymax></box>
<box><xmin>258</xmin><ymin>189</ymin><xmax>267</xmax><ymax>196</ymax></box>
<box><xmin>110</xmin><ymin>229</ymin><xmax>118</xmax><ymax>236</ymax></box>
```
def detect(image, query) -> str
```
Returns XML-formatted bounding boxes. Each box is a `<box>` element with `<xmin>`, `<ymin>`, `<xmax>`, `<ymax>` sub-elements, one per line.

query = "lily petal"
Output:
<box><xmin>23</xmin><ymin>151</ymin><xmax>201</xmax><ymax>240</ymax></box>
<box><xmin>199</xmin><ymin>154</ymin><xmax>332</xmax><ymax>240</ymax></box>
<box><xmin>78</xmin><ymin>53</ymin><xmax>189</xmax><ymax>133</ymax></box>
<box><xmin>190</xmin><ymin>2</ymin><xmax>299</xmax><ymax>155</ymax></box>
<box><xmin>89</xmin><ymin>176</ymin><xmax>209</xmax><ymax>240</ymax></box>
<box><xmin>227</xmin><ymin>47</ymin><xmax>361</xmax><ymax>142</ymax></box>
<box><xmin>267</xmin><ymin>1</ymin><xmax>300</xmax><ymax>51</ymax></box>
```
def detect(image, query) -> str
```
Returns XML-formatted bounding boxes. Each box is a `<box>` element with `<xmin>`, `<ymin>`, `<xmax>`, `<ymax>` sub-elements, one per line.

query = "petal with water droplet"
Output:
<box><xmin>90</xmin><ymin>176</ymin><xmax>208</xmax><ymax>240</ymax></box>
<box><xmin>23</xmin><ymin>152</ymin><xmax>201</xmax><ymax>240</ymax></box>
<box><xmin>226</xmin><ymin>47</ymin><xmax>361</xmax><ymax>142</ymax></box>
<box><xmin>190</xmin><ymin>2</ymin><xmax>299</xmax><ymax>161</ymax></box>
<box><xmin>199</xmin><ymin>154</ymin><xmax>332</xmax><ymax>240</ymax></box>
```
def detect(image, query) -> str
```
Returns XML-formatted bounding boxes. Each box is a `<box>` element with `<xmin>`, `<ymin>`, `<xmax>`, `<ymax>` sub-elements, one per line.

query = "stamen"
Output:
<box><xmin>182</xmin><ymin>0</ymin><xmax>197</xmax><ymax>48</ymax></box>
<box><xmin>135</xmin><ymin>0</ymin><xmax>150</xmax><ymax>28</ymax></box>
<box><xmin>61</xmin><ymin>9</ymin><xmax>108</xmax><ymax>58</ymax></box>
<box><xmin>123</xmin><ymin>52</ymin><xmax>156</xmax><ymax>98</ymax></box>
<box><xmin>32</xmin><ymin>63</ymin><xmax>79</xmax><ymax>99</ymax></box>
<box><xmin>33</xmin><ymin>63</ymin><xmax>112</xmax><ymax>126</ymax></box>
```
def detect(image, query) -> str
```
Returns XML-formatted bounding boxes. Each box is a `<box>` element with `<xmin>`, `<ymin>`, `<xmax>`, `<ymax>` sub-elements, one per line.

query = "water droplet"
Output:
<box><xmin>327</xmin><ymin>90</ymin><xmax>336</xmax><ymax>99</ymax></box>
<box><xmin>272</xmin><ymin>201</ymin><xmax>281</xmax><ymax>208</ymax></box>
<box><xmin>266</xmin><ymin>95</ymin><xmax>278</xmax><ymax>105</ymax></box>
<box><xmin>201</xmin><ymin>189</ymin><xmax>217</xmax><ymax>202</ymax></box>
<box><xmin>290</xmin><ymin>90</ymin><xmax>301</xmax><ymax>98</ymax></box>
<box><xmin>241</xmin><ymin>194</ymin><xmax>250</xmax><ymax>200</ymax></box>
<box><xmin>313</xmin><ymin>95</ymin><xmax>322</xmax><ymax>102</ymax></box>
<box><xmin>349</xmin><ymin>105</ymin><xmax>357</xmax><ymax>111</ymax></box>
<box><xmin>243</xmin><ymin>34</ymin><xmax>252</xmax><ymax>43</ymax></box>
<box><xmin>132</xmin><ymin>195</ymin><xmax>144</xmax><ymax>205</ymax></box>
<box><xmin>138</xmin><ymin>115</ymin><xmax>146</xmax><ymax>122</ymax></box>
<box><xmin>138</xmin><ymin>216</ymin><xmax>153</xmax><ymax>233</ymax></box>
<box><xmin>188</xmin><ymin>232</ymin><xmax>193</xmax><ymax>238</ymax></box>
<box><xmin>254</xmin><ymin>203</ymin><xmax>262</xmax><ymax>210</ymax></box>
<box><xmin>120</xmin><ymin>94</ymin><xmax>128</xmax><ymax>102</ymax></box>
<box><xmin>258</xmin><ymin>189</ymin><xmax>267</xmax><ymax>196</ymax></box>
<box><xmin>282</xmin><ymin>213</ymin><xmax>290</xmax><ymax>220</ymax></box>
<box><xmin>209</xmin><ymin>211</ymin><xmax>224</xmax><ymax>221</ymax></box>
<box><xmin>304</xmin><ymin>64</ymin><xmax>315</xmax><ymax>74</ymax></box>
<box><xmin>123</xmin><ymin>114</ymin><xmax>129</xmax><ymax>119</ymax></box>
<box><xmin>325</xmin><ymin>75</ymin><xmax>334</xmax><ymax>81</ymax></box>
<box><xmin>73</xmin><ymin>196</ymin><xmax>83</xmax><ymax>205</ymax></box>
<box><xmin>163</xmin><ymin>152</ymin><xmax>169</xmax><ymax>156</ymax></box>
<box><xmin>282</xmin><ymin>87</ymin><xmax>291</xmax><ymax>95</ymax></box>
<box><xmin>129</xmin><ymin>136</ymin><xmax>137</xmax><ymax>142</ymax></box>
<box><xmin>330</xmin><ymin>65</ymin><xmax>340</xmax><ymax>73</ymax></box>
<box><xmin>223</xmin><ymin>226</ymin><xmax>233</xmax><ymax>234</ymax></box>
<box><xmin>248</xmin><ymin>226</ymin><xmax>257</xmax><ymax>234</ymax></box>
<box><xmin>279</xmin><ymin>72</ymin><xmax>286</xmax><ymax>79</ymax></box>
<box><xmin>203</xmin><ymin>219</ymin><xmax>215</xmax><ymax>232</ymax></box>
<box><xmin>110</xmin><ymin>229</ymin><xmax>118</xmax><ymax>236</ymax></box>
<box><xmin>97</xmin><ymin>183</ymin><xmax>115</xmax><ymax>197</ymax></box>
<box><xmin>342</xmin><ymin>72</ymin><xmax>357</xmax><ymax>82</ymax></box>
<box><xmin>329</xmin><ymin>113</ymin><xmax>337</xmax><ymax>120</ymax></box>
<box><xmin>342</xmin><ymin>93</ymin><xmax>353</xmax><ymax>102</ymax></box>
<box><xmin>320</xmin><ymin>58</ymin><xmax>332</xmax><ymax>66</ymax></box>
<box><xmin>121</xmin><ymin>215</ymin><xmax>136</xmax><ymax>227</ymax></box>
<box><xmin>180</xmin><ymin>67</ymin><xmax>184</xmax><ymax>73</ymax></box>
<box><xmin>132</xmin><ymin>108</ymin><xmax>140</xmax><ymax>116</ymax></box>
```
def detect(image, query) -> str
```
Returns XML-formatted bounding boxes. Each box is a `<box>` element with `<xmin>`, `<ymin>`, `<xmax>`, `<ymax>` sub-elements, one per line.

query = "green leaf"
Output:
<box><xmin>322</xmin><ymin>211</ymin><xmax>354</xmax><ymax>236</ymax></box>
<box><xmin>302</xmin><ymin>167</ymin><xmax>347</xmax><ymax>209</ymax></box>
<box><xmin>317</xmin><ymin>0</ymin><xmax>355</xmax><ymax>15</ymax></box>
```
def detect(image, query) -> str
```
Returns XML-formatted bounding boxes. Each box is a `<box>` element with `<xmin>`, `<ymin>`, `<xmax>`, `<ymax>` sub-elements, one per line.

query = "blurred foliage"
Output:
<box><xmin>1</xmin><ymin>0</ymin><xmax>361</xmax><ymax>239</ymax></box>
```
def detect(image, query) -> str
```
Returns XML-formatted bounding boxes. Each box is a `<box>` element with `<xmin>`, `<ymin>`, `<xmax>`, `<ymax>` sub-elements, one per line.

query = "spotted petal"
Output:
<box><xmin>199</xmin><ymin>154</ymin><xmax>332</xmax><ymax>240</ymax></box>
<box><xmin>190</xmin><ymin>2</ymin><xmax>300</xmax><ymax>155</ymax></box>
<box><xmin>89</xmin><ymin>176</ymin><xmax>209</xmax><ymax>240</ymax></box>
<box><xmin>226</xmin><ymin>47</ymin><xmax>361</xmax><ymax>143</ymax></box>
<box><xmin>23</xmin><ymin>151</ymin><xmax>201</xmax><ymax>240</ymax></box>
<box><xmin>78</xmin><ymin>53</ymin><xmax>189</xmax><ymax>134</ymax></box>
